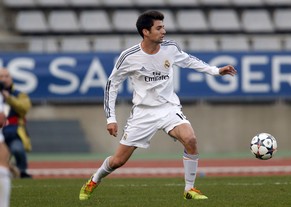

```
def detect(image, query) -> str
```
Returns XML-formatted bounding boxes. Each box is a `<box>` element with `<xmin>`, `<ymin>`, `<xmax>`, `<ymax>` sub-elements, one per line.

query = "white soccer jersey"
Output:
<box><xmin>104</xmin><ymin>40</ymin><xmax>220</xmax><ymax>124</ymax></box>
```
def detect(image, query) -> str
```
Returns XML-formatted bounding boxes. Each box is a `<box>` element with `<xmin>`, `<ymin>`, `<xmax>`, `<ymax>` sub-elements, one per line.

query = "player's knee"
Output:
<box><xmin>186</xmin><ymin>135</ymin><xmax>197</xmax><ymax>147</ymax></box>
<box><xmin>184</xmin><ymin>136</ymin><xmax>198</xmax><ymax>153</ymax></box>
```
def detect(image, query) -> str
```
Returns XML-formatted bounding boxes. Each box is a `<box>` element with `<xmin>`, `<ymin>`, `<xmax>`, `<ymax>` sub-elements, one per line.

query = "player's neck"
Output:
<box><xmin>141</xmin><ymin>40</ymin><xmax>160</xmax><ymax>55</ymax></box>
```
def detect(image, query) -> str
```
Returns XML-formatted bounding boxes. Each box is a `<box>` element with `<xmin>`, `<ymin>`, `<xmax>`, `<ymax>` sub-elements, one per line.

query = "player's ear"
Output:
<box><xmin>142</xmin><ymin>28</ymin><xmax>150</xmax><ymax>37</ymax></box>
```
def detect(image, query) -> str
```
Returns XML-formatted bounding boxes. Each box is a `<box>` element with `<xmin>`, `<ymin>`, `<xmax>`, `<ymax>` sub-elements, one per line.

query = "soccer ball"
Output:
<box><xmin>250</xmin><ymin>133</ymin><xmax>278</xmax><ymax>160</ymax></box>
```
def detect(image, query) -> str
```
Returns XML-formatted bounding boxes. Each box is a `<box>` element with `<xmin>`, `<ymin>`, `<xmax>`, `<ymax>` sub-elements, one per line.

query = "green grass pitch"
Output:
<box><xmin>11</xmin><ymin>175</ymin><xmax>291</xmax><ymax>207</ymax></box>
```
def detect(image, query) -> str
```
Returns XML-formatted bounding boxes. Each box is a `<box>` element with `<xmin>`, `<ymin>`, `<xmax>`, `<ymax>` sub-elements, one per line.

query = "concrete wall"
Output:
<box><xmin>27</xmin><ymin>101</ymin><xmax>291</xmax><ymax>155</ymax></box>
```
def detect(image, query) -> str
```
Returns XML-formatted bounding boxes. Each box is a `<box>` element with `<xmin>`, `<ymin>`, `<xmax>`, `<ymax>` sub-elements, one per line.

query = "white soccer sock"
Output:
<box><xmin>92</xmin><ymin>156</ymin><xmax>114</xmax><ymax>183</ymax></box>
<box><xmin>183</xmin><ymin>152</ymin><xmax>199</xmax><ymax>192</ymax></box>
<box><xmin>0</xmin><ymin>166</ymin><xmax>11</xmax><ymax>207</ymax></box>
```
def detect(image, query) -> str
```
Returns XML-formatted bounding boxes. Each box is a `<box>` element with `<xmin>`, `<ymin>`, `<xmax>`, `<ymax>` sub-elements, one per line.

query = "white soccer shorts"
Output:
<box><xmin>120</xmin><ymin>102</ymin><xmax>190</xmax><ymax>148</ymax></box>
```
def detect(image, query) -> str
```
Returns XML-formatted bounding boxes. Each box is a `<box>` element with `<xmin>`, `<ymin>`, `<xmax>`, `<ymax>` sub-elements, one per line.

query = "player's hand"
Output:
<box><xmin>219</xmin><ymin>65</ymin><xmax>237</xmax><ymax>76</ymax></box>
<box><xmin>107</xmin><ymin>123</ymin><xmax>118</xmax><ymax>137</ymax></box>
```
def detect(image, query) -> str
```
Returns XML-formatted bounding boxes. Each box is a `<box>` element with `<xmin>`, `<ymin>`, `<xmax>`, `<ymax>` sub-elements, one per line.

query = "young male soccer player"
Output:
<box><xmin>79</xmin><ymin>10</ymin><xmax>237</xmax><ymax>200</ymax></box>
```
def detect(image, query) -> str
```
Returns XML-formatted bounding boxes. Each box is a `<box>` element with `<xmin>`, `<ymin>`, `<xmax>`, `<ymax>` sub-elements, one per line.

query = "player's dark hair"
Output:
<box><xmin>136</xmin><ymin>10</ymin><xmax>164</xmax><ymax>38</ymax></box>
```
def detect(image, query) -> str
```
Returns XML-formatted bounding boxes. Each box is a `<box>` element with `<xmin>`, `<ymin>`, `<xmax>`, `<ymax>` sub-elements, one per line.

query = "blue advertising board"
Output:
<box><xmin>0</xmin><ymin>52</ymin><xmax>290</xmax><ymax>102</ymax></box>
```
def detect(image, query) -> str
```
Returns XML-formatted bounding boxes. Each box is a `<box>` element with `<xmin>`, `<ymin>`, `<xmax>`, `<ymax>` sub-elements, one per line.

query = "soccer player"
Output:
<box><xmin>0</xmin><ymin>95</ymin><xmax>10</xmax><ymax>207</ymax></box>
<box><xmin>79</xmin><ymin>10</ymin><xmax>237</xmax><ymax>200</ymax></box>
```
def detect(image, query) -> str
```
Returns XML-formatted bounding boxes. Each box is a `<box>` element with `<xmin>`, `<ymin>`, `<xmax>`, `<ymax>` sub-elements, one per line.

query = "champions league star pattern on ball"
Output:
<box><xmin>250</xmin><ymin>133</ymin><xmax>278</xmax><ymax>160</ymax></box>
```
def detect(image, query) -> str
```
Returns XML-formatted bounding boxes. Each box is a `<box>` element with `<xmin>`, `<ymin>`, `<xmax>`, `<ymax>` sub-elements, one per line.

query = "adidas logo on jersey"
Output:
<box><xmin>140</xmin><ymin>66</ymin><xmax>146</xmax><ymax>71</ymax></box>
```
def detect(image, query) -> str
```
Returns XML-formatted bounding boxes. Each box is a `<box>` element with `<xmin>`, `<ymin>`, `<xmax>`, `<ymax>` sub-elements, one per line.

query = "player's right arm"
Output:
<box><xmin>104</xmin><ymin>51</ymin><xmax>131</xmax><ymax>136</ymax></box>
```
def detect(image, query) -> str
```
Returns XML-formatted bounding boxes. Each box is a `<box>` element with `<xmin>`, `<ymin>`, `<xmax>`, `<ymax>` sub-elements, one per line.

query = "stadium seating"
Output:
<box><xmin>37</xmin><ymin>0</ymin><xmax>70</xmax><ymax>7</ymax></box>
<box><xmin>273</xmin><ymin>9</ymin><xmax>291</xmax><ymax>31</ymax></box>
<box><xmin>187</xmin><ymin>36</ymin><xmax>218</xmax><ymax>51</ymax></box>
<box><xmin>220</xmin><ymin>35</ymin><xmax>250</xmax><ymax>51</ymax></box>
<box><xmin>133</xmin><ymin>0</ymin><xmax>166</xmax><ymax>6</ymax></box>
<box><xmin>93</xmin><ymin>36</ymin><xmax>122</xmax><ymax>52</ymax></box>
<box><xmin>265</xmin><ymin>0</ymin><xmax>291</xmax><ymax>5</ymax></box>
<box><xmin>60</xmin><ymin>37</ymin><xmax>91</xmax><ymax>52</ymax></box>
<box><xmin>79</xmin><ymin>10</ymin><xmax>112</xmax><ymax>32</ymax></box>
<box><xmin>231</xmin><ymin>0</ymin><xmax>264</xmax><ymax>6</ymax></box>
<box><xmin>241</xmin><ymin>10</ymin><xmax>274</xmax><ymax>33</ymax></box>
<box><xmin>176</xmin><ymin>10</ymin><xmax>208</xmax><ymax>32</ymax></box>
<box><xmin>112</xmin><ymin>10</ymin><xmax>139</xmax><ymax>32</ymax></box>
<box><xmin>208</xmin><ymin>9</ymin><xmax>241</xmax><ymax>32</ymax></box>
<box><xmin>27</xmin><ymin>38</ymin><xmax>45</xmax><ymax>52</ymax></box>
<box><xmin>16</xmin><ymin>11</ymin><xmax>48</xmax><ymax>33</ymax></box>
<box><xmin>102</xmin><ymin>0</ymin><xmax>134</xmax><ymax>7</ymax></box>
<box><xmin>48</xmin><ymin>11</ymin><xmax>80</xmax><ymax>33</ymax></box>
<box><xmin>284</xmin><ymin>37</ymin><xmax>291</xmax><ymax>50</ymax></box>
<box><xmin>199</xmin><ymin>0</ymin><xmax>231</xmax><ymax>6</ymax></box>
<box><xmin>167</xmin><ymin>0</ymin><xmax>199</xmax><ymax>6</ymax></box>
<box><xmin>45</xmin><ymin>38</ymin><xmax>60</xmax><ymax>52</ymax></box>
<box><xmin>69</xmin><ymin>0</ymin><xmax>102</xmax><ymax>7</ymax></box>
<box><xmin>251</xmin><ymin>36</ymin><xmax>282</xmax><ymax>51</ymax></box>
<box><xmin>2</xmin><ymin>0</ymin><xmax>291</xmax><ymax>52</ymax></box>
<box><xmin>4</xmin><ymin>0</ymin><xmax>36</xmax><ymax>7</ymax></box>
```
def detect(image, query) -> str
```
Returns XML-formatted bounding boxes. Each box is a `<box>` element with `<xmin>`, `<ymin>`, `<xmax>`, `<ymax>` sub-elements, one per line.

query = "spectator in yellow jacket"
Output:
<box><xmin>0</xmin><ymin>68</ymin><xmax>32</xmax><ymax>178</ymax></box>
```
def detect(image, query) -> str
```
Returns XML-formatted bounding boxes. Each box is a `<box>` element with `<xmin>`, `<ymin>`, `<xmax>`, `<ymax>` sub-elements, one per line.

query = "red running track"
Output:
<box><xmin>27</xmin><ymin>158</ymin><xmax>291</xmax><ymax>179</ymax></box>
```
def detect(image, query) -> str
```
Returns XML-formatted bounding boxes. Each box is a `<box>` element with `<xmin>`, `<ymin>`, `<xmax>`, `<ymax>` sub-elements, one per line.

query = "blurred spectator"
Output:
<box><xmin>0</xmin><ymin>68</ymin><xmax>32</xmax><ymax>179</ymax></box>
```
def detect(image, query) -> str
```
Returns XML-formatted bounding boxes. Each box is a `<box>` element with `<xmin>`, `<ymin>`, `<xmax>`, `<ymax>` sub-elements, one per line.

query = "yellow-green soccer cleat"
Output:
<box><xmin>184</xmin><ymin>188</ymin><xmax>208</xmax><ymax>200</ymax></box>
<box><xmin>79</xmin><ymin>177</ymin><xmax>98</xmax><ymax>200</ymax></box>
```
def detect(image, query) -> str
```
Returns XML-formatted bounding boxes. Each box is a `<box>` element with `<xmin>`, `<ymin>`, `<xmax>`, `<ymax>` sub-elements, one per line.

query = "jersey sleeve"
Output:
<box><xmin>104</xmin><ymin>53</ymin><xmax>131</xmax><ymax>124</ymax></box>
<box><xmin>172</xmin><ymin>43</ymin><xmax>220</xmax><ymax>76</ymax></box>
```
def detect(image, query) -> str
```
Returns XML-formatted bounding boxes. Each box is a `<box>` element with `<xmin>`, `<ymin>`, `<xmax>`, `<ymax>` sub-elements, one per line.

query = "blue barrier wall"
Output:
<box><xmin>1</xmin><ymin>52</ymin><xmax>290</xmax><ymax>102</ymax></box>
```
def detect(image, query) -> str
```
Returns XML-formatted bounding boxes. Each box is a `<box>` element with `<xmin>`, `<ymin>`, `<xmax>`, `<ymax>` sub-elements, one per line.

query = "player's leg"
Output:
<box><xmin>168</xmin><ymin>122</ymin><xmax>207</xmax><ymax>200</ymax></box>
<box><xmin>79</xmin><ymin>105</ymin><xmax>158</xmax><ymax>200</ymax></box>
<box><xmin>0</xmin><ymin>142</ymin><xmax>11</xmax><ymax>207</ymax></box>
<box><xmin>92</xmin><ymin>144</ymin><xmax>137</xmax><ymax>183</ymax></box>
<box><xmin>79</xmin><ymin>144</ymin><xmax>136</xmax><ymax>200</ymax></box>
<box><xmin>168</xmin><ymin>123</ymin><xmax>199</xmax><ymax>187</ymax></box>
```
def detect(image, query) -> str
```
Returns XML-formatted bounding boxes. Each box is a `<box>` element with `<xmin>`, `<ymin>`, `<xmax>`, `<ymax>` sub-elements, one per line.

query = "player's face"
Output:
<box><xmin>148</xmin><ymin>20</ymin><xmax>166</xmax><ymax>43</ymax></box>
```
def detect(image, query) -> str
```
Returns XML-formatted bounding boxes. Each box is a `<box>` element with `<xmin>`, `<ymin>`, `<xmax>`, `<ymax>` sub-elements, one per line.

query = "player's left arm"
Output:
<box><xmin>219</xmin><ymin>65</ymin><xmax>237</xmax><ymax>76</ymax></box>
<box><xmin>172</xmin><ymin>43</ymin><xmax>237</xmax><ymax>77</ymax></box>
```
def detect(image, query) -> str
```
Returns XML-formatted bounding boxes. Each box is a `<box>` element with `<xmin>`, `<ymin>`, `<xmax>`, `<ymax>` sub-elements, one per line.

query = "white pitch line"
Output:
<box><xmin>28</xmin><ymin>166</ymin><xmax>291</xmax><ymax>176</ymax></box>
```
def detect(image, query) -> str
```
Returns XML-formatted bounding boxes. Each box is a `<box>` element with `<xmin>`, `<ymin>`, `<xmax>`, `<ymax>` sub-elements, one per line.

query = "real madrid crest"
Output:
<box><xmin>164</xmin><ymin>60</ymin><xmax>170</xmax><ymax>69</ymax></box>
<box><xmin>122</xmin><ymin>133</ymin><xmax>128</xmax><ymax>140</ymax></box>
